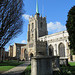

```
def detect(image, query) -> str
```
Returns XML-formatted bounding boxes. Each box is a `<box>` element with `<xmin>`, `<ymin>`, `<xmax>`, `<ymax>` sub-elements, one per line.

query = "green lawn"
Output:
<box><xmin>26</xmin><ymin>64</ymin><xmax>31</xmax><ymax>70</ymax></box>
<box><xmin>0</xmin><ymin>66</ymin><xmax>15</xmax><ymax>71</ymax></box>
<box><xmin>69</xmin><ymin>62</ymin><xmax>75</xmax><ymax>66</ymax></box>
<box><xmin>0</xmin><ymin>60</ymin><xmax>24</xmax><ymax>73</ymax></box>
<box><xmin>22</xmin><ymin>64</ymin><xmax>31</xmax><ymax>75</ymax></box>
<box><xmin>68</xmin><ymin>62</ymin><xmax>75</xmax><ymax>75</ymax></box>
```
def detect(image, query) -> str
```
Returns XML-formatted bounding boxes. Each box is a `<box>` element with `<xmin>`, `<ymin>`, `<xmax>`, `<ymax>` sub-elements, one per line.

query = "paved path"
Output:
<box><xmin>69</xmin><ymin>61</ymin><xmax>75</xmax><ymax>62</ymax></box>
<box><xmin>0</xmin><ymin>61</ymin><xmax>30</xmax><ymax>75</ymax></box>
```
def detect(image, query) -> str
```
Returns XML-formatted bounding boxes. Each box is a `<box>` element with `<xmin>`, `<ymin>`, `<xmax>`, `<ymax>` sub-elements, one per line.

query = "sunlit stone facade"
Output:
<box><xmin>9</xmin><ymin>13</ymin><xmax>71</xmax><ymax>61</ymax></box>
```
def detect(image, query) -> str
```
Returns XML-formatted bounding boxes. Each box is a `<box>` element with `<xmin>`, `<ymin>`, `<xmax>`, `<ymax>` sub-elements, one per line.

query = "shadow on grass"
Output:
<box><xmin>0</xmin><ymin>60</ymin><xmax>24</xmax><ymax>74</ymax></box>
<box><xmin>22</xmin><ymin>63</ymin><xmax>75</xmax><ymax>75</ymax></box>
<box><xmin>58</xmin><ymin>65</ymin><xmax>75</xmax><ymax>75</ymax></box>
<box><xmin>22</xmin><ymin>64</ymin><xmax>31</xmax><ymax>75</ymax></box>
<box><xmin>0</xmin><ymin>60</ymin><xmax>24</xmax><ymax>66</ymax></box>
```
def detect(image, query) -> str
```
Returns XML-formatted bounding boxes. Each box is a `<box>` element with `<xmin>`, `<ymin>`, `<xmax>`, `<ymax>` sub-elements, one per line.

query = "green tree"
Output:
<box><xmin>66</xmin><ymin>6</ymin><xmax>75</xmax><ymax>54</ymax></box>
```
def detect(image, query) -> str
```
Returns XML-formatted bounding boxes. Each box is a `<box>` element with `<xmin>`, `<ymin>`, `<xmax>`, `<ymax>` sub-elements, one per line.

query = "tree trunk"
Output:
<box><xmin>0</xmin><ymin>48</ymin><xmax>2</xmax><ymax>62</ymax></box>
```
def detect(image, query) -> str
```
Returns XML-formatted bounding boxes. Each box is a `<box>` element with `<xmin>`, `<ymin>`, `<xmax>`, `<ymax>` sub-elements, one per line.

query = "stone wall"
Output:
<box><xmin>36</xmin><ymin>40</ymin><xmax>47</xmax><ymax>56</ymax></box>
<box><xmin>52</xmin><ymin>56</ymin><xmax>60</xmax><ymax>71</ymax></box>
<box><xmin>9</xmin><ymin>45</ymin><xmax>13</xmax><ymax>57</ymax></box>
<box><xmin>27</xmin><ymin>13</ymin><xmax>48</xmax><ymax>43</ymax></box>
<box><xmin>9</xmin><ymin>43</ymin><xmax>26</xmax><ymax>60</ymax></box>
<box><xmin>38</xmin><ymin>31</ymin><xmax>70</xmax><ymax>61</ymax></box>
<box><xmin>72</xmin><ymin>55</ymin><xmax>75</xmax><ymax>61</ymax></box>
<box><xmin>31</xmin><ymin>56</ymin><xmax>53</xmax><ymax>75</ymax></box>
<box><xmin>20</xmin><ymin>47</ymin><xmax>28</xmax><ymax>61</ymax></box>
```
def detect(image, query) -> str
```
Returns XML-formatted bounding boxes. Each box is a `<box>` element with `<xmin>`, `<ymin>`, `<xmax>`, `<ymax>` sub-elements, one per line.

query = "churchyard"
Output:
<box><xmin>0</xmin><ymin>60</ymin><xmax>24</xmax><ymax>74</ymax></box>
<box><xmin>0</xmin><ymin>0</ymin><xmax>75</xmax><ymax>75</ymax></box>
<box><xmin>0</xmin><ymin>60</ymin><xmax>75</xmax><ymax>75</ymax></box>
<box><xmin>22</xmin><ymin>62</ymin><xmax>75</xmax><ymax>75</ymax></box>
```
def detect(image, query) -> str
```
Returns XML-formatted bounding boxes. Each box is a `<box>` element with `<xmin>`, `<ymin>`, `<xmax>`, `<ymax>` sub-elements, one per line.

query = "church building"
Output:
<box><xmin>9</xmin><ymin>0</ymin><xmax>71</xmax><ymax>61</ymax></box>
<box><xmin>20</xmin><ymin>1</ymin><xmax>71</xmax><ymax>61</ymax></box>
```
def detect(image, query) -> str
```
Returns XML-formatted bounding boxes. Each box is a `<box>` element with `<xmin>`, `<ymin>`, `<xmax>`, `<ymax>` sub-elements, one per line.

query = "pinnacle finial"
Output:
<box><xmin>36</xmin><ymin>0</ymin><xmax>39</xmax><ymax>13</ymax></box>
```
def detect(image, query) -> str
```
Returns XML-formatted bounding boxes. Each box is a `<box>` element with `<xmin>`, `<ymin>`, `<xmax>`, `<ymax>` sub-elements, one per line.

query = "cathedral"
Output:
<box><xmin>9</xmin><ymin>0</ymin><xmax>72</xmax><ymax>62</ymax></box>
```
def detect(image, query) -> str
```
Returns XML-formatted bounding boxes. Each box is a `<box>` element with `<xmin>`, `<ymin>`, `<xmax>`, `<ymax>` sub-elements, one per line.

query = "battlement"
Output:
<box><xmin>36</xmin><ymin>40</ymin><xmax>47</xmax><ymax>47</ymax></box>
<box><xmin>29</xmin><ymin>14</ymin><xmax>46</xmax><ymax>23</ymax></box>
<box><xmin>36</xmin><ymin>40</ymin><xmax>47</xmax><ymax>56</ymax></box>
<box><xmin>37</xmin><ymin>40</ymin><xmax>46</xmax><ymax>43</ymax></box>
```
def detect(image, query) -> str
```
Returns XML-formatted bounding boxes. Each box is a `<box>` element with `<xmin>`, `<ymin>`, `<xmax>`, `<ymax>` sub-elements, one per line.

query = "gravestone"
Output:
<box><xmin>31</xmin><ymin>56</ymin><xmax>53</xmax><ymax>75</ymax></box>
<box><xmin>52</xmin><ymin>56</ymin><xmax>60</xmax><ymax>71</ymax></box>
<box><xmin>60</xmin><ymin>57</ymin><xmax>68</xmax><ymax>66</ymax></box>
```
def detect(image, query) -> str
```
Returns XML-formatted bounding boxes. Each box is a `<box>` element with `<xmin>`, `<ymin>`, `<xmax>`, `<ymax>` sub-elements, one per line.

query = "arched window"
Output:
<box><xmin>30</xmin><ymin>53</ymin><xmax>33</xmax><ymax>61</ymax></box>
<box><xmin>30</xmin><ymin>53</ymin><xmax>33</xmax><ymax>57</ymax></box>
<box><xmin>24</xmin><ymin>49</ymin><xmax>27</xmax><ymax>54</ymax></box>
<box><xmin>24</xmin><ymin>49</ymin><xmax>28</xmax><ymax>60</ymax></box>
<box><xmin>49</xmin><ymin>45</ymin><xmax>54</xmax><ymax>56</ymax></box>
<box><xmin>59</xmin><ymin>43</ymin><xmax>65</xmax><ymax>57</ymax></box>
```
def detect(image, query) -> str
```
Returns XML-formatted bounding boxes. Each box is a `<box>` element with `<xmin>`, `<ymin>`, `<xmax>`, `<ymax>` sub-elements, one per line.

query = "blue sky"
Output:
<box><xmin>5</xmin><ymin>0</ymin><xmax>75</xmax><ymax>51</ymax></box>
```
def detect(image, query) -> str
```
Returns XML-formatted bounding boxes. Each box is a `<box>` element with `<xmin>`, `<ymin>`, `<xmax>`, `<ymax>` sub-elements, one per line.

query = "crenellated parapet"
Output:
<box><xmin>29</xmin><ymin>14</ymin><xmax>46</xmax><ymax>22</ymax></box>
<box><xmin>35</xmin><ymin>40</ymin><xmax>47</xmax><ymax>56</ymax></box>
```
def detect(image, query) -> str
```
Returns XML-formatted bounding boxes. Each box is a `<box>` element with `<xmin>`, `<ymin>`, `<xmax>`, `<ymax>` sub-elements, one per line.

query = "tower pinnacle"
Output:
<box><xmin>36</xmin><ymin>0</ymin><xmax>39</xmax><ymax>13</ymax></box>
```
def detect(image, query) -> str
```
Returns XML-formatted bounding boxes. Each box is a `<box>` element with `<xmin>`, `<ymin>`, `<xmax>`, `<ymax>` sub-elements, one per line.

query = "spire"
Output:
<box><xmin>36</xmin><ymin>0</ymin><xmax>39</xmax><ymax>13</ymax></box>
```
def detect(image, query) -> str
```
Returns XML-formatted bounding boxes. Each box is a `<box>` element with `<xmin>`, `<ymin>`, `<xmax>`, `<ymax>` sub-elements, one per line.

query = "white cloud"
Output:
<box><xmin>21</xmin><ymin>40</ymin><xmax>27</xmax><ymax>44</ymax></box>
<box><xmin>22</xmin><ymin>14</ymin><xmax>32</xmax><ymax>20</ymax></box>
<box><xmin>47</xmin><ymin>22</ymin><xmax>66</xmax><ymax>33</ymax></box>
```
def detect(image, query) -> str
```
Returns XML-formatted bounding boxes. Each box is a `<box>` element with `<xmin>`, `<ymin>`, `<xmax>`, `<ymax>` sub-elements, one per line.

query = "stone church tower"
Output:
<box><xmin>27</xmin><ymin>0</ymin><xmax>48</xmax><ymax>42</ymax></box>
<box><xmin>27</xmin><ymin>14</ymin><xmax>48</xmax><ymax>42</ymax></box>
<box><xmin>27</xmin><ymin>0</ymin><xmax>48</xmax><ymax>58</ymax></box>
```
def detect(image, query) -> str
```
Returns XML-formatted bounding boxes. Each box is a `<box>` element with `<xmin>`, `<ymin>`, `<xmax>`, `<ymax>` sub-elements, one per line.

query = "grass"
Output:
<box><xmin>68</xmin><ymin>62</ymin><xmax>75</xmax><ymax>75</ymax></box>
<box><xmin>22</xmin><ymin>62</ymin><xmax>75</xmax><ymax>75</ymax></box>
<box><xmin>26</xmin><ymin>64</ymin><xmax>31</xmax><ymax>70</ymax></box>
<box><xmin>0</xmin><ymin>66</ymin><xmax>15</xmax><ymax>71</ymax></box>
<box><xmin>0</xmin><ymin>60</ymin><xmax>24</xmax><ymax>73</ymax></box>
<box><xmin>69</xmin><ymin>62</ymin><xmax>75</xmax><ymax>66</ymax></box>
<box><xmin>22</xmin><ymin>64</ymin><xmax>31</xmax><ymax>75</ymax></box>
<box><xmin>58</xmin><ymin>62</ymin><xmax>75</xmax><ymax>75</ymax></box>
<box><xmin>59</xmin><ymin>66</ymin><xmax>74</xmax><ymax>75</ymax></box>
<box><xmin>0</xmin><ymin>60</ymin><xmax>23</xmax><ymax>66</ymax></box>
